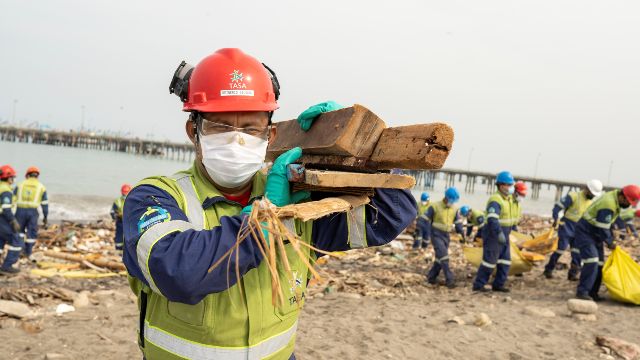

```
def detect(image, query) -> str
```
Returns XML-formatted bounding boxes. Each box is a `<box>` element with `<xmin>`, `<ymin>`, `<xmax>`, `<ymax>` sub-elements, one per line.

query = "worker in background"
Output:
<box><xmin>612</xmin><ymin>208</ymin><xmax>639</xmax><ymax>240</ymax></box>
<box><xmin>472</xmin><ymin>171</ymin><xmax>517</xmax><ymax>293</ymax></box>
<box><xmin>110</xmin><ymin>184</ymin><xmax>131</xmax><ymax>251</ymax></box>
<box><xmin>512</xmin><ymin>181</ymin><xmax>527</xmax><ymax>231</ymax></box>
<box><xmin>413</xmin><ymin>192</ymin><xmax>431</xmax><ymax>249</ymax></box>
<box><xmin>459</xmin><ymin>205</ymin><xmax>485</xmax><ymax>243</ymax></box>
<box><xmin>575</xmin><ymin>185</ymin><xmax>640</xmax><ymax>301</ymax></box>
<box><xmin>543</xmin><ymin>179</ymin><xmax>603</xmax><ymax>280</ymax></box>
<box><xmin>0</xmin><ymin>165</ymin><xmax>23</xmax><ymax>274</ymax></box>
<box><xmin>122</xmin><ymin>48</ymin><xmax>416</xmax><ymax>360</ymax></box>
<box><xmin>424</xmin><ymin>187</ymin><xmax>463</xmax><ymax>288</ymax></box>
<box><xmin>14</xmin><ymin>166</ymin><xmax>49</xmax><ymax>261</ymax></box>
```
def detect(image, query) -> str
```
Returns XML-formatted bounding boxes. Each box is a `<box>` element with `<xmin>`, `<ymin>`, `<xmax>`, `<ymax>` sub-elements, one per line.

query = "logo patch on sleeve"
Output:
<box><xmin>137</xmin><ymin>206</ymin><xmax>171</xmax><ymax>234</ymax></box>
<box><xmin>2</xmin><ymin>197</ymin><xmax>10</xmax><ymax>204</ymax></box>
<box><xmin>488</xmin><ymin>207</ymin><xmax>496</xmax><ymax>214</ymax></box>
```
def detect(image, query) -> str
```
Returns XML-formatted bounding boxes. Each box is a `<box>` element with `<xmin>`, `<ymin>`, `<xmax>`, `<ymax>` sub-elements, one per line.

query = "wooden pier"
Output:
<box><xmin>0</xmin><ymin>125</ymin><xmax>195</xmax><ymax>162</ymax></box>
<box><xmin>407</xmin><ymin>168</ymin><xmax>615</xmax><ymax>201</ymax></box>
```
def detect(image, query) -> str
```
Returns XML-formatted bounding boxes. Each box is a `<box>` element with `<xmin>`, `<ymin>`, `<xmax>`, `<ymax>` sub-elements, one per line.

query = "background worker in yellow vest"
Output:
<box><xmin>575</xmin><ymin>185</ymin><xmax>640</xmax><ymax>301</ymax></box>
<box><xmin>544</xmin><ymin>179</ymin><xmax>603</xmax><ymax>280</ymax></box>
<box><xmin>424</xmin><ymin>187</ymin><xmax>464</xmax><ymax>288</ymax></box>
<box><xmin>612</xmin><ymin>208</ymin><xmax>639</xmax><ymax>240</ymax></box>
<box><xmin>512</xmin><ymin>181</ymin><xmax>527</xmax><ymax>231</ymax></box>
<box><xmin>14</xmin><ymin>166</ymin><xmax>49</xmax><ymax>260</ymax></box>
<box><xmin>459</xmin><ymin>205</ymin><xmax>485</xmax><ymax>242</ymax></box>
<box><xmin>473</xmin><ymin>171</ymin><xmax>518</xmax><ymax>292</ymax></box>
<box><xmin>110</xmin><ymin>184</ymin><xmax>131</xmax><ymax>251</ymax></box>
<box><xmin>0</xmin><ymin>165</ymin><xmax>23</xmax><ymax>274</ymax></box>
<box><xmin>121</xmin><ymin>48</ymin><xmax>416</xmax><ymax>360</ymax></box>
<box><xmin>413</xmin><ymin>192</ymin><xmax>431</xmax><ymax>249</ymax></box>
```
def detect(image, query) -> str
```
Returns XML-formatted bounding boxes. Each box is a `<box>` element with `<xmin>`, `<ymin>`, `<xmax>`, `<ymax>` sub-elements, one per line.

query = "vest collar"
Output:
<box><xmin>189</xmin><ymin>162</ymin><xmax>266</xmax><ymax>210</ymax></box>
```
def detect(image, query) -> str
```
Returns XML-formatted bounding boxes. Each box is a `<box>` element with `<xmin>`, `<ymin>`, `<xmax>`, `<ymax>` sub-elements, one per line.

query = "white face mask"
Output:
<box><xmin>199</xmin><ymin>131</ymin><xmax>268</xmax><ymax>189</ymax></box>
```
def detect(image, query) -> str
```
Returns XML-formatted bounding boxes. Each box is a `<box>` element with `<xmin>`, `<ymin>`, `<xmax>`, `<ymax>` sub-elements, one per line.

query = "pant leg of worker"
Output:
<box><xmin>545</xmin><ymin>228</ymin><xmax>569</xmax><ymax>273</ymax></box>
<box><xmin>568</xmin><ymin>235</ymin><xmax>582</xmax><ymax>276</ymax></box>
<box><xmin>439</xmin><ymin>235</ymin><xmax>454</xmax><ymax>284</ymax></box>
<box><xmin>1</xmin><ymin>233</ymin><xmax>24</xmax><ymax>269</ymax></box>
<box><xmin>115</xmin><ymin>219</ymin><xmax>124</xmax><ymax>250</ymax></box>
<box><xmin>577</xmin><ymin>237</ymin><xmax>599</xmax><ymax>296</ymax></box>
<box><xmin>412</xmin><ymin>222</ymin><xmax>423</xmax><ymax>249</ymax></box>
<box><xmin>473</xmin><ymin>231</ymin><xmax>499</xmax><ymax>289</ymax></box>
<box><xmin>427</xmin><ymin>232</ymin><xmax>448</xmax><ymax>282</ymax></box>
<box><xmin>589</xmin><ymin>242</ymin><xmax>605</xmax><ymax>298</ymax></box>
<box><xmin>493</xmin><ymin>238</ymin><xmax>512</xmax><ymax>288</ymax></box>
<box><xmin>23</xmin><ymin>211</ymin><xmax>39</xmax><ymax>256</ymax></box>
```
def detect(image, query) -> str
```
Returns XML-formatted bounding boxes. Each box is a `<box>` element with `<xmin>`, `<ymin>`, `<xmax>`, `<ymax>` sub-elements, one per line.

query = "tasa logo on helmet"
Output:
<box><xmin>220</xmin><ymin>69</ymin><xmax>254</xmax><ymax>96</ymax></box>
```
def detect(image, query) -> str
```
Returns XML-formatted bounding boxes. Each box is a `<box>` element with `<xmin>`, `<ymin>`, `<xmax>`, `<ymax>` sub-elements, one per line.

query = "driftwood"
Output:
<box><xmin>292</xmin><ymin>169</ymin><xmax>415</xmax><ymax>189</ymax></box>
<box><xmin>277</xmin><ymin>195</ymin><xmax>371</xmax><ymax>222</ymax></box>
<box><xmin>43</xmin><ymin>251</ymin><xmax>125</xmax><ymax>271</ymax></box>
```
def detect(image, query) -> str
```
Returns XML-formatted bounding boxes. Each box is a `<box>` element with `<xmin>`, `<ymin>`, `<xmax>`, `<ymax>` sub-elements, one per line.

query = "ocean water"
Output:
<box><xmin>2</xmin><ymin>141</ymin><xmax>558</xmax><ymax>221</ymax></box>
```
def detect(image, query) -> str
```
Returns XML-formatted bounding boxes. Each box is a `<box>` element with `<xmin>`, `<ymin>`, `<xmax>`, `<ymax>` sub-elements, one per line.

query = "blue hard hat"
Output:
<box><xmin>444</xmin><ymin>187</ymin><xmax>460</xmax><ymax>203</ymax></box>
<box><xmin>421</xmin><ymin>192</ymin><xmax>430</xmax><ymax>201</ymax></box>
<box><xmin>460</xmin><ymin>205</ymin><xmax>470</xmax><ymax>216</ymax></box>
<box><xmin>496</xmin><ymin>171</ymin><xmax>515</xmax><ymax>185</ymax></box>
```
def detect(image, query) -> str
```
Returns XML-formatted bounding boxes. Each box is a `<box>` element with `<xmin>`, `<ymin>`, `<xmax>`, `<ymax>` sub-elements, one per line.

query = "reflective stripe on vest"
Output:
<box><xmin>136</xmin><ymin>220</ymin><xmax>195</xmax><ymax>294</ymax></box>
<box><xmin>171</xmin><ymin>173</ymin><xmax>205</xmax><ymax>230</ymax></box>
<box><xmin>564</xmin><ymin>191</ymin><xmax>591</xmax><ymax>223</ymax></box>
<box><xmin>16</xmin><ymin>180</ymin><xmax>44</xmax><ymax>208</ymax></box>
<box><xmin>486</xmin><ymin>192</ymin><xmax>518</xmax><ymax>227</ymax></box>
<box><xmin>144</xmin><ymin>320</ymin><xmax>298</xmax><ymax>360</ymax></box>
<box><xmin>348</xmin><ymin>205</ymin><xmax>367</xmax><ymax>248</ymax></box>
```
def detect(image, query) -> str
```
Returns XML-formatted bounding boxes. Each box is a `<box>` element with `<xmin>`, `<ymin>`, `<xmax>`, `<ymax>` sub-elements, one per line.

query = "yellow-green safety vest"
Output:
<box><xmin>129</xmin><ymin>165</ymin><xmax>367</xmax><ymax>360</ymax></box>
<box><xmin>486</xmin><ymin>192</ymin><xmax>517</xmax><ymax>227</ymax></box>
<box><xmin>0</xmin><ymin>182</ymin><xmax>14</xmax><ymax>210</ymax></box>
<box><xmin>583</xmin><ymin>190</ymin><xmax>620</xmax><ymax>229</ymax></box>
<box><xmin>114</xmin><ymin>196</ymin><xmax>126</xmax><ymax>217</ymax></box>
<box><xmin>470</xmin><ymin>209</ymin><xmax>485</xmax><ymax>228</ymax></box>
<box><xmin>561</xmin><ymin>191</ymin><xmax>592</xmax><ymax>223</ymax></box>
<box><xmin>16</xmin><ymin>178</ymin><xmax>47</xmax><ymax>209</ymax></box>
<box><xmin>430</xmin><ymin>200</ymin><xmax>458</xmax><ymax>232</ymax></box>
<box><xmin>417</xmin><ymin>201</ymin><xmax>430</xmax><ymax>221</ymax></box>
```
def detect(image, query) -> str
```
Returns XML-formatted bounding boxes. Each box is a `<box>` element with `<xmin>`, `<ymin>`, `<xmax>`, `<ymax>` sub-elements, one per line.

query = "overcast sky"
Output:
<box><xmin>1</xmin><ymin>0</ymin><xmax>638</xmax><ymax>186</ymax></box>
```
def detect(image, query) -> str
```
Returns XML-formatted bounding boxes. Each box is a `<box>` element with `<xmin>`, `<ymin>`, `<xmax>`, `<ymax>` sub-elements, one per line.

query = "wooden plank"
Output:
<box><xmin>267</xmin><ymin>104</ymin><xmax>386</xmax><ymax>161</ymax></box>
<box><xmin>277</xmin><ymin>195</ymin><xmax>370</xmax><ymax>222</ymax></box>
<box><xmin>369</xmin><ymin>123</ymin><xmax>454</xmax><ymax>170</ymax></box>
<box><xmin>294</xmin><ymin>170</ymin><xmax>415</xmax><ymax>189</ymax></box>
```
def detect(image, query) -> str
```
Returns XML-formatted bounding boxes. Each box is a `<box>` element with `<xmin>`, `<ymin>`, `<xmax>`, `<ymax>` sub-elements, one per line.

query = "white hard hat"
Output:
<box><xmin>586</xmin><ymin>179</ymin><xmax>603</xmax><ymax>197</ymax></box>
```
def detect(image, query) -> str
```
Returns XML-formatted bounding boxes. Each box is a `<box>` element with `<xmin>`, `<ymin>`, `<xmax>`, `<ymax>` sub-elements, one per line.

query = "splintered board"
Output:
<box><xmin>294</xmin><ymin>170</ymin><xmax>415</xmax><ymax>189</ymax></box>
<box><xmin>267</xmin><ymin>104</ymin><xmax>386</xmax><ymax>160</ymax></box>
<box><xmin>267</xmin><ymin>104</ymin><xmax>454</xmax><ymax>170</ymax></box>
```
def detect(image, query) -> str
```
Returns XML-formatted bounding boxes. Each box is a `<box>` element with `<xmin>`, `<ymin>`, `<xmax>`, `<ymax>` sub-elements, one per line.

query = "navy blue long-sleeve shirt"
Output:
<box><xmin>122</xmin><ymin>184</ymin><xmax>416</xmax><ymax>304</ymax></box>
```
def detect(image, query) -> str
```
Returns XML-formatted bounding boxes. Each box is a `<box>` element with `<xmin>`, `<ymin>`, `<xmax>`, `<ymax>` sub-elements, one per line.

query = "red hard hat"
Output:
<box><xmin>182</xmin><ymin>48</ymin><xmax>279</xmax><ymax>113</ymax></box>
<box><xmin>635</xmin><ymin>209</ymin><xmax>640</xmax><ymax>218</ymax></box>
<box><xmin>121</xmin><ymin>184</ymin><xmax>132</xmax><ymax>196</ymax></box>
<box><xmin>26</xmin><ymin>166</ymin><xmax>40</xmax><ymax>176</ymax></box>
<box><xmin>0</xmin><ymin>165</ymin><xmax>17</xmax><ymax>179</ymax></box>
<box><xmin>515</xmin><ymin>181</ymin><xmax>528</xmax><ymax>196</ymax></box>
<box><xmin>622</xmin><ymin>185</ymin><xmax>640</xmax><ymax>207</ymax></box>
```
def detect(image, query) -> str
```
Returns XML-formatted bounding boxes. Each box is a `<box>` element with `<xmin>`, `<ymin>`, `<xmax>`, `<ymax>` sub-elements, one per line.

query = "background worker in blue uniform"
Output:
<box><xmin>121</xmin><ymin>48</ymin><xmax>416</xmax><ymax>360</ymax></box>
<box><xmin>612</xmin><ymin>208</ymin><xmax>639</xmax><ymax>240</ymax></box>
<box><xmin>413</xmin><ymin>192</ymin><xmax>431</xmax><ymax>249</ymax></box>
<box><xmin>460</xmin><ymin>205</ymin><xmax>485</xmax><ymax>242</ymax></box>
<box><xmin>473</xmin><ymin>171</ymin><xmax>518</xmax><ymax>293</ymax></box>
<box><xmin>0</xmin><ymin>165</ymin><xmax>23</xmax><ymax>274</ymax></box>
<box><xmin>544</xmin><ymin>179</ymin><xmax>603</xmax><ymax>280</ymax></box>
<box><xmin>110</xmin><ymin>184</ymin><xmax>131</xmax><ymax>251</ymax></box>
<box><xmin>424</xmin><ymin>187</ymin><xmax>463</xmax><ymax>288</ymax></box>
<box><xmin>575</xmin><ymin>185</ymin><xmax>640</xmax><ymax>301</ymax></box>
<box><xmin>14</xmin><ymin>166</ymin><xmax>49</xmax><ymax>260</ymax></box>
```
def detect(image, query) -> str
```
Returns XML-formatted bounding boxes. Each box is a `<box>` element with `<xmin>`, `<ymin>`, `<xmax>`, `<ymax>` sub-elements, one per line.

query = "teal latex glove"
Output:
<box><xmin>296</xmin><ymin>101</ymin><xmax>343</xmax><ymax>131</ymax></box>
<box><xmin>266</xmin><ymin>147</ymin><xmax>310</xmax><ymax>207</ymax></box>
<box><xmin>498</xmin><ymin>231</ymin><xmax>507</xmax><ymax>245</ymax></box>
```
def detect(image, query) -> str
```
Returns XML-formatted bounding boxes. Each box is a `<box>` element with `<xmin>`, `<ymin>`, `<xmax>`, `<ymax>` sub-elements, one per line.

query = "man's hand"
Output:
<box><xmin>552</xmin><ymin>219</ymin><xmax>558</xmax><ymax>229</ymax></box>
<box><xmin>265</xmin><ymin>147</ymin><xmax>310</xmax><ymax>207</ymax></box>
<box><xmin>42</xmin><ymin>216</ymin><xmax>48</xmax><ymax>229</ymax></box>
<box><xmin>296</xmin><ymin>101</ymin><xmax>343</xmax><ymax>131</ymax></box>
<box><xmin>11</xmin><ymin>219</ymin><xmax>20</xmax><ymax>233</ymax></box>
<box><xmin>608</xmin><ymin>241</ymin><xmax>617</xmax><ymax>250</ymax></box>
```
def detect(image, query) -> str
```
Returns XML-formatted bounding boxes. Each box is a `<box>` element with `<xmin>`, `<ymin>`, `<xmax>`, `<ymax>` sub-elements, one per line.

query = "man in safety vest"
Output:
<box><xmin>612</xmin><ymin>208</ymin><xmax>639</xmax><ymax>240</ymax></box>
<box><xmin>472</xmin><ymin>171</ymin><xmax>518</xmax><ymax>293</ymax></box>
<box><xmin>511</xmin><ymin>181</ymin><xmax>527</xmax><ymax>231</ymax></box>
<box><xmin>575</xmin><ymin>185</ymin><xmax>640</xmax><ymax>301</ymax></box>
<box><xmin>543</xmin><ymin>179</ymin><xmax>603</xmax><ymax>280</ymax></box>
<box><xmin>424</xmin><ymin>187</ymin><xmax>463</xmax><ymax>288</ymax></box>
<box><xmin>110</xmin><ymin>184</ymin><xmax>131</xmax><ymax>251</ymax></box>
<box><xmin>460</xmin><ymin>205</ymin><xmax>485</xmax><ymax>242</ymax></box>
<box><xmin>413</xmin><ymin>192</ymin><xmax>431</xmax><ymax>249</ymax></box>
<box><xmin>121</xmin><ymin>48</ymin><xmax>416</xmax><ymax>360</ymax></box>
<box><xmin>14</xmin><ymin>166</ymin><xmax>49</xmax><ymax>260</ymax></box>
<box><xmin>0</xmin><ymin>165</ymin><xmax>23</xmax><ymax>274</ymax></box>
